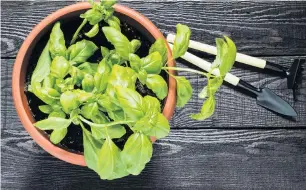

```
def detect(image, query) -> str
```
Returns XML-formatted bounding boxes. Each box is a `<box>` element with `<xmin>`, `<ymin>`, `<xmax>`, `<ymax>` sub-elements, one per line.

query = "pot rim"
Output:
<box><xmin>12</xmin><ymin>2</ymin><xmax>176</xmax><ymax>166</ymax></box>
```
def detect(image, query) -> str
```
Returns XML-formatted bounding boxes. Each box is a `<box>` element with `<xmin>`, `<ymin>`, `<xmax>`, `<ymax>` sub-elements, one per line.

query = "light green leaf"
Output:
<box><xmin>121</xmin><ymin>133</ymin><xmax>153</xmax><ymax>175</ymax></box>
<box><xmin>191</xmin><ymin>96</ymin><xmax>216</xmax><ymax>120</ymax></box>
<box><xmin>34</xmin><ymin>117</ymin><xmax>71</xmax><ymax>130</ymax></box>
<box><xmin>50</xmin><ymin>128</ymin><xmax>68</xmax><ymax>144</ymax></box>
<box><xmin>50</xmin><ymin>56</ymin><xmax>70</xmax><ymax>79</ymax></box>
<box><xmin>108</xmin><ymin>109</ymin><xmax>125</xmax><ymax>121</ymax></box>
<box><xmin>31</xmin><ymin>41</ymin><xmax>51</xmax><ymax>84</ymax></box>
<box><xmin>97</xmin><ymin>137</ymin><xmax>129</xmax><ymax>180</ymax></box>
<box><xmin>138</xmin><ymin>69</ymin><xmax>147</xmax><ymax>85</ymax></box>
<box><xmin>143</xmin><ymin>95</ymin><xmax>161</xmax><ymax>113</ymax></box>
<box><xmin>146</xmin><ymin>74</ymin><xmax>168</xmax><ymax>100</ymax></box>
<box><xmin>82</xmin><ymin>73</ymin><xmax>95</xmax><ymax>92</ymax></box>
<box><xmin>42</xmin><ymin>75</ymin><xmax>55</xmax><ymax>88</ymax></box>
<box><xmin>107</xmin><ymin>16</ymin><xmax>121</xmax><ymax>31</ymax></box>
<box><xmin>49</xmin><ymin>22</ymin><xmax>67</xmax><ymax>59</ymax></box>
<box><xmin>48</xmin><ymin>110</ymin><xmax>66</xmax><ymax>118</ymax></box>
<box><xmin>100</xmin><ymin>46</ymin><xmax>110</xmax><ymax>57</ymax></box>
<box><xmin>217</xmin><ymin>36</ymin><xmax>237</xmax><ymax>76</ymax></box>
<box><xmin>60</xmin><ymin>91</ymin><xmax>80</xmax><ymax>113</ymax></box>
<box><xmin>38</xmin><ymin>105</ymin><xmax>53</xmax><ymax>114</ymax></box>
<box><xmin>96</xmin><ymin>94</ymin><xmax>121</xmax><ymax>111</ymax></box>
<box><xmin>81</xmin><ymin>102</ymin><xmax>99</xmax><ymax>120</ymax></box>
<box><xmin>108</xmin><ymin>65</ymin><xmax>137</xmax><ymax>90</ymax></box>
<box><xmin>176</xmin><ymin>76</ymin><xmax>192</xmax><ymax>107</ymax></box>
<box><xmin>67</xmin><ymin>40</ymin><xmax>98</xmax><ymax>64</ymax></box>
<box><xmin>78</xmin><ymin>62</ymin><xmax>98</xmax><ymax>75</ymax></box>
<box><xmin>141</xmin><ymin>52</ymin><xmax>162</xmax><ymax>74</ymax></box>
<box><xmin>129</xmin><ymin>53</ymin><xmax>141</xmax><ymax>72</ymax></box>
<box><xmin>130</xmin><ymin>39</ymin><xmax>141</xmax><ymax>53</ymax></box>
<box><xmin>149</xmin><ymin>38</ymin><xmax>168</xmax><ymax>65</ymax></box>
<box><xmin>85</xmin><ymin>24</ymin><xmax>99</xmax><ymax>38</ymax></box>
<box><xmin>172</xmin><ymin>24</ymin><xmax>191</xmax><ymax>59</ymax></box>
<box><xmin>199</xmin><ymin>86</ymin><xmax>208</xmax><ymax>99</ymax></box>
<box><xmin>94</xmin><ymin>58</ymin><xmax>112</xmax><ymax>92</ymax></box>
<box><xmin>80</xmin><ymin>9</ymin><xmax>103</xmax><ymax>25</ymax></box>
<box><xmin>70</xmin><ymin>66</ymin><xmax>85</xmax><ymax>86</ymax></box>
<box><xmin>101</xmin><ymin>0</ymin><xmax>117</xmax><ymax>8</ymax></box>
<box><xmin>31</xmin><ymin>83</ymin><xmax>60</xmax><ymax>105</ymax></box>
<box><xmin>102</xmin><ymin>27</ymin><xmax>131</xmax><ymax>60</ymax></box>
<box><xmin>147</xmin><ymin>113</ymin><xmax>170</xmax><ymax>139</ymax></box>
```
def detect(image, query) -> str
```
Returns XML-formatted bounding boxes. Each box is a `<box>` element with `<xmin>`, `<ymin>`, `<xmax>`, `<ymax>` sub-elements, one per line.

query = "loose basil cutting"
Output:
<box><xmin>28</xmin><ymin>0</ymin><xmax>237</xmax><ymax>180</ymax></box>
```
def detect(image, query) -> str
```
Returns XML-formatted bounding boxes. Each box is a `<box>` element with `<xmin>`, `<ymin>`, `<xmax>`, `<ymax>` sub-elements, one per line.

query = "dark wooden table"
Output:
<box><xmin>2</xmin><ymin>1</ymin><xmax>306</xmax><ymax>189</ymax></box>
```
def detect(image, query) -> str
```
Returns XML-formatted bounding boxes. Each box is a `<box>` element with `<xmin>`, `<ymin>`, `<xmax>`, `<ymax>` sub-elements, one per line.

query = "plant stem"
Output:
<box><xmin>70</xmin><ymin>19</ymin><xmax>88</xmax><ymax>45</ymax></box>
<box><xmin>78</xmin><ymin>115</ymin><xmax>134</xmax><ymax>128</ymax></box>
<box><xmin>162</xmin><ymin>67</ymin><xmax>208</xmax><ymax>77</ymax></box>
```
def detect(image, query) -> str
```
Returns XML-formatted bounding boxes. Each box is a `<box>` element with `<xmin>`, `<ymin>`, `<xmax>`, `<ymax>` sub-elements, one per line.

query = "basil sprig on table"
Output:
<box><xmin>29</xmin><ymin>0</ymin><xmax>237</xmax><ymax>180</ymax></box>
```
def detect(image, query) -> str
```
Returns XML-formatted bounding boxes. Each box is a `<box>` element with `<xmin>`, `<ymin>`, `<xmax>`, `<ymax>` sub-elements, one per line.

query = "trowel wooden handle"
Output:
<box><xmin>167</xmin><ymin>34</ymin><xmax>267</xmax><ymax>69</ymax></box>
<box><xmin>168</xmin><ymin>44</ymin><xmax>240</xmax><ymax>86</ymax></box>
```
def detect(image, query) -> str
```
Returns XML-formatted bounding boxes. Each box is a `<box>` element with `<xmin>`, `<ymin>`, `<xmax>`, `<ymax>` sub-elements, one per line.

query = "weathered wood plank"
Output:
<box><xmin>1</xmin><ymin>1</ymin><xmax>306</xmax><ymax>57</ymax></box>
<box><xmin>2</xmin><ymin>119</ymin><xmax>306</xmax><ymax>189</ymax></box>
<box><xmin>3</xmin><ymin>56</ymin><xmax>305</xmax><ymax>129</ymax></box>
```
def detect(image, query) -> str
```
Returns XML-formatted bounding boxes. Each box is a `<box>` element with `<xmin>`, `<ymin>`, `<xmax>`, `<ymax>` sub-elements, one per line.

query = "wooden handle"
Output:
<box><xmin>167</xmin><ymin>34</ymin><xmax>267</xmax><ymax>69</ymax></box>
<box><xmin>168</xmin><ymin>44</ymin><xmax>240</xmax><ymax>86</ymax></box>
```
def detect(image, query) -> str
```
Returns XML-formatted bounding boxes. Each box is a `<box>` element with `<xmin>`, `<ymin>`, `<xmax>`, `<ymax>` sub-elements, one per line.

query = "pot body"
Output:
<box><xmin>12</xmin><ymin>2</ymin><xmax>176</xmax><ymax>166</ymax></box>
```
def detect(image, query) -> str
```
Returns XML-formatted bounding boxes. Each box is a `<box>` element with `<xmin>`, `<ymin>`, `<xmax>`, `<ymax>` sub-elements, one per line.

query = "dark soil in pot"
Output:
<box><xmin>25</xmin><ymin>12</ymin><xmax>168</xmax><ymax>153</ymax></box>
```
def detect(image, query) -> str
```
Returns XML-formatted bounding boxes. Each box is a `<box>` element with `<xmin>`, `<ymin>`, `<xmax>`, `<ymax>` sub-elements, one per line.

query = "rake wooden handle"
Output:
<box><xmin>168</xmin><ymin>44</ymin><xmax>240</xmax><ymax>86</ymax></box>
<box><xmin>167</xmin><ymin>34</ymin><xmax>267</xmax><ymax>69</ymax></box>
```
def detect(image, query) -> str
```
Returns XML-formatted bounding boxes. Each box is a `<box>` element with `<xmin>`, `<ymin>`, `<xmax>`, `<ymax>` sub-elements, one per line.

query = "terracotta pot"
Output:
<box><xmin>12</xmin><ymin>2</ymin><xmax>176</xmax><ymax>166</ymax></box>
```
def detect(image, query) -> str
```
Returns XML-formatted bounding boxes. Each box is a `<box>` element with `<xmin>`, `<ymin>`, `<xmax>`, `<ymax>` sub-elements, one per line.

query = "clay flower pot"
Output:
<box><xmin>12</xmin><ymin>2</ymin><xmax>176</xmax><ymax>166</ymax></box>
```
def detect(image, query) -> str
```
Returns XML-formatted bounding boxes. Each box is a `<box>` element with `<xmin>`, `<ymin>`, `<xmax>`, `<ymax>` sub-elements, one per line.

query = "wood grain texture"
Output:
<box><xmin>1</xmin><ymin>1</ymin><xmax>306</xmax><ymax>57</ymax></box>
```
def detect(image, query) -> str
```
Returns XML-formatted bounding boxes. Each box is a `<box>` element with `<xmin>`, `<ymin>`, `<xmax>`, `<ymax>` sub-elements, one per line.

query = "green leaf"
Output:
<box><xmin>70</xmin><ymin>66</ymin><xmax>85</xmax><ymax>86</ymax></box>
<box><xmin>176</xmin><ymin>76</ymin><xmax>192</xmax><ymax>107</ymax></box>
<box><xmin>146</xmin><ymin>74</ymin><xmax>168</xmax><ymax>100</ymax></box>
<box><xmin>101</xmin><ymin>0</ymin><xmax>117</xmax><ymax>8</ymax></box>
<box><xmin>82</xmin><ymin>127</ymin><xmax>104</xmax><ymax>173</ymax></box>
<box><xmin>94</xmin><ymin>58</ymin><xmax>112</xmax><ymax>92</ymax></box>
<box><xmin>141</xmin><ymin>51</ymin><xmax>162</xmax><ymax>74</ymax></box>
<box><xmin>67</xmin><ymin>40</ymin><xmax>98</xmax><ymax>64</ymax></box>
<box><xmin>102</xmin><ymin>27</ymin><xmax>131</xmax><ymax>60</ymax></box>
<box><xmin>138</xmin><ymin>69</ymin><xmax>147</xmax><ymax>85</ymax></box>
<box><xmin>107</xmin><ymin>16</ymin><xmax>121</xmax><ymax>31</ymax></box>
<box><xmin>82</xmin><ymin>73</ymin><xmax>95</xmax><ymax>92</ymax></box>
<box><xmin>60</xmin><ymin>91</ymin><xmax>80</xmax><ymax>113</ymax></box>
<box><xmin>49</xmin><ymin>22</ymin><xmax>67</xmax><ymax>59</ymax></box>
<box><xmin>143</xmin><ymin>95</ymin><xmax>161</xmax><ymax>113</ymax></box>
<box><xmin>96</xmin><ymin>94</ymin><xmax>121</xmax><ymax>111</ymax></box>
<box><xmin>85</xmin><ymin>24</ymin><xmax>99</xmax><ymax>38</ymax></box>
<box><xmin>48</xmin><ymin>110</ymin><xmax>66</xmax><ymax>118</ymax></box>
<box><xmin>108</xmin><ymin>65</ymin><xmax>137</xmax><ymax>90</ymax></box>
<box><xmin>129</xmin><ymin>53</ymin><xmax>141</xmax><ymax>72</ymax></box>
<box><xmin>38</xmin><ymin>105</ymin><xmax>53</xmax><ymax>114</ymax></box>
<box><xmin>81</xmin><ymin>102</ymin><xmax>99</xmax><ymax>120</ymax></box>
<box><xmin>115</xmin><ymin>87</ymin><xmax>145</xmax><ymax>121</ymax></box>
<box><xmin>50</xmin><ymin>56</ymin><xmax>70</xmax><ymax>79</ymax></box>
<box><xmin>31</xmin><ymin>41</ymin><xmax>51</xmax><ymax>84</ymax></box>
<box><xmin>42</xmin><ymin>75</ymin><xmax>55</xmax><ymax>88</ymax></box>
<box><xmin>149</xmin><ymin>38</ymin><xmax>168</xmax><ymax>65</ymax></box>
<box><xmin>34</xmin><ymin>117</ymin><xmax>71</xmax><ymax>130</ymax></box>
<box><xmin>108</xmin><ymin>109</ymin><xmax>125</xmax><ymax>121</ymax></box>
<box><xmin>50</xmin><ymin>128</ymin><xmax>68</xmax><ymax>144</ymax></box>
<box><xmin>172</xmin><ymin>24</ymin><xmax>191</xmax><ymax>59</ymax></box>
<box><xmin>130</xmin><ymin>39</ymin><xmax>141</xmax><ymax>53</ymax></box>
<box><xmin>101</xmin><ymin>46</ymin><xmax>110</xmax><ymax>57</ymax></box>
<box><xmin>191</xmin><ymin>96</ymin><xmax>216</xmax><ymax>120</ymax></box>
<box><xmin>147</xmin><ymin>113</ymin><xmax>170</xmax><ymax>139</ymax></box>
<box><xmin>121</xmin><ymin>133</ymin><xmax>153</xmax><ymax>175</ymax></box>
<box><xmin>199</xmin><ymin>86</ymin><xmax>208</xmax><ymax>99</ymax></box>
<box><xmin>217</xmin><ymin>36</ymin><xmax>237</xmax><ymax>76</ymax></box>
<box><xmin>80</xmin><ymin>9</ymin><xmax>103</xmax><ymax>25</ymax></box>
<box><xmin>78</xmin><ymin>62</ymin><xmax>98</xmax><ymax>75</ymax></box>
<box><xmin>31</xmin><ymin>83</ymin><xmax>60</xmax><ymax>105</ymax></box>
<box><xmin>74</xmin><ymin>89</ymin><xmax>94</xmax><ymax>103</ymax></box>
<box><xmin>97</xmin><ymin>137</ymin><xmax>129</xmax><ymax>180</ymax></box>
<box><xmin>207</xmin><ymin>76</ymin><xmax>223</xmax><ymax>97</ymax></box>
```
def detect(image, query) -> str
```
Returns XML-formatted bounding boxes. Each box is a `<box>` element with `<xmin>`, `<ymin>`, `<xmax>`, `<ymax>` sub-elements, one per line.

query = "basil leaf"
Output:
<box><xmin>80</xmin><ymin>9</ymin><xmax>103</xmax><ymax>25</ymax></box>
<box><xmin>74</xmin><ymin>89</ymin><xmax>94</xmax><ymax>103</ymax></box>
<box><xmin>50</xmin><ymin>56</ymin><xmax>70</xmax><ymax>79</ymax></box>
<box><xmin>146</xmin><ymin>74</ymin><xmax>168</xmax><ymax>100</ymax></box>
<box><xmin>94</xmin><ymin>58</ymin><xmax>112</xmax><ymax>92</ymax></box>
<box><xmin>48</xmin><ymin>110</ymin><xmax>66</xmax><ymax>118</ymax></box>
<box><xmin>81</xmin><ymin>102</ymin><xmax>99</xmax><ymax>120</ymax></box>
<box><xmin>137</xmin><ymin>69</ymin><xmax>147</xmax><ymax>85</ymax></box>
<box><xmin>207</xmin><ymin>76</ymin><xmax>223</xmax><ymax>97</ymax></box>
<box><xmin>82</xmin><ymin>127</ymin><xmax>104</xmax><ymax>173</ymax></box>
<box><xmin>217</xmin><ymin>36</ymin><xmax>237</xmax><ymax>76</ymax></box>
<box><xmin>96</xmin><ymin>94</ymin><xmax>121</xmax><ymax>111</ymax></box>
<box><xmin>149</xmin><ymin>38</ymin><xmax>168</xmax><ymax>65</ymax></box>
<box><xmin>176</xmin><ymin>76</ymin><xmax>192</xmax><ymax>107</ymax></box>
<box><xmin>172</xmin><ymin>24</ymin><xmax>191</xmax><ymax>59</ymax></box>
<box><xmin>78</xmin><ymin>62</ymin><xmax>98</xmax><ymax>75</ymax></box>
<box><xmin>115</xmin><ymin>87</ymin><xmax>145</xmax><ymax>121</ymax></box>
<box><xmin>101</xmin><ymin>46</ymin><xmax>110</xmax><ymax>57</ymax></box>
<box><xmin>50</xmin><ymin>128</ymin><xmax>68</xmax><ymax>144</ymax></box>
<box><xmin>191</xmin><ymin>96</ymin><xmax>216</xmax><ymax>120</ymax></box>
<box><xmin>102</xmin><ymin>27</ymin><xmax>131</xmax><ymax>60</ymax></box>
<box><xmin>49</xmin><ymin>22</ymin><xmax>67</xmax><ymax>59</ymax></box>
<box><xmin>121</xmin><ymin>133</ymin><xmax>153</xmax><ymax>175</ymax></box>
<box><xmin>82</xmin><ymin>73</ymin><xmax>95</xmax><ymax>92</ymax></box>
<box><xmin>143</xmin><ymin>95</ymin><xmax>161</xmax><ymax>113</ymax></box>
<box><xmin>141</xmin><ymin>52</ymin><xmax>162</xmax><ymax>74</ymax></box>
<box><xmin>60</xmin><ymin>91</ymin><xmax>80</xmax><ymax>113</ymax></box>
<box><xmin>42</xmin><ymin>75</ymin><xmax>55</xmax><ymax>88</ymax></box>
<box><xmin>31</xmin><ymin>42</ymin><xmax>51</xmax><ymax>84</ymax></box>
<box><xmin>199</xmin><ymin>86</ymin><xmax>208</xmax><ymax>99</ymax></box>
<box><xmin>108</xmin><ymin>109</ymin><xmax>125</xmax><ymax>121</ymax></box>
<box><xmin>130</xmin><ymin>39</ymin><xmax>141</xmax><ymax>53</ymax></box>
<box><xmin>101</xmin><ymin>0</ymin><xmax>117</xmax><ymax>8</ymax></box>
<box><xmin>67</xmin><ymin>40</ymin><xmax>98</xmax><ymax>64</ymax></box>
<box><xmin>108</xmin><ymin>65</ymin><xmax>137</xmax><ymax>90</ymax></box>
<box><xmin>97</xmin><ymin>138</ymin><xmax>129</xmax><ymax>180</ymax></box>
<box><xmin>34</xmin><ymin>117</ymin><xmax>71</xmax><ymax>130</ymax></box>
<box><xmin>129</xmin><ymin>53</ymin><xmax>141</xmax><ymax>72</ymax></box>
<box><xmin>107</xmin><ymin>16</ymin><xmax>121</xmax><ymax>31</ymax></box>
<box><xmin>38</xmin><ymin>105</ymin><xmax>53</xmax><ymax>114</ymax></box>
<box><xmin>85</xmin><ymin>24</ymin><xmax>99</xmax><ymax>38</ymax></box>
<box><xmin>31</xmin><ymin>83</ymin><xmax>60</xmax><ymax>105</ymax></box>
<box><xmin>147</xmin><ymin>113</ymin><xmax>170</xmax><ymax>139</ymax></box>
<box><xmin>70</xmin><ymin>66</ymin><xmax>85</xmax><ymax>86</ymax></box>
